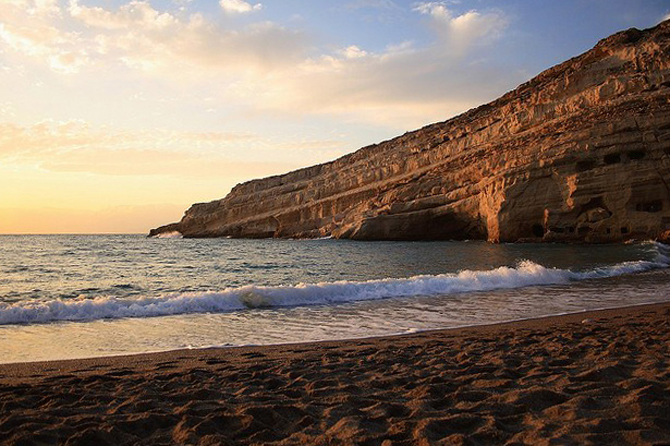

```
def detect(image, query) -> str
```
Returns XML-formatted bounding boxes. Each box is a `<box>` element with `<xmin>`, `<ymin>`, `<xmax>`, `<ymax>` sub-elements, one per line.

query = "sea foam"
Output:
<box><xmin>154</xmin><ymin>231</ymin><xmax>183</xmax><ymax>239</ymax></box>
<box><xmin>1</xmin><ymin>243</ymin><xmax>668</xmax><ymax>325</ymax></box>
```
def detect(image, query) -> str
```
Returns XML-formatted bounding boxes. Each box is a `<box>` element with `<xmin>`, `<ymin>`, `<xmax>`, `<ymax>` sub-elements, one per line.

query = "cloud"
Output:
<box><xmin>0</xmin><ymin>0</ymin><xmax>303</xmax><ymax>75</ymax></box>
<box><xmin>210</xmin><ymin>3</ymin><xmax>513</xmax><ymax>127</ymax></box>
<box><xmin>219</xmin><ymin>0</ymin><xmax>262</xmax><ymax>14</ymax></box>
<box><xmin>221</xmin><ymin>9</ymin><xmax>516</xmax><ymax>129</ymax></box>
<box><xmin>68</xmin><ymin>0</ymin><xmax>179</xmax><ymax>31</ymax></box>
<box><xmin>0</xmin><ymin>0</ymin><xmax>519</xmax><ymax>130</ymax></box>
<box><xmin>0</xmin><ymin>102</ymin><xmax>17</xmax><ymax>119</ymax></box>
<box><xmin>0</xmin><ymin>120</ymin><xmax>253</xmax><ymax>174</ymax></box>
<box><xmin>39</xmin><ymin>147</ymin><xmax>289</xmax><ymax>178</ymax></box>
<box><xmin>414</xmin><ymin>2</ymin><xmax>508</xmax><ymax>55</ymax></box>
<box><xmin>29</xmin><ymin>0</ymin><xmax>61</xmax><ymax>16</ymax></box>
<box><xmin>663</xmin><ymin>12</ymin><xmax>670</xmax><ymax>23</ymax></box>
<box><xmin>0</xmin><ymin>119</ymin><xmax>344</xmax><ymax>178</ymax></box>
<box><xmin>0</xmin><ymin>1</ymin><xmax>89</xmax><ymax>74</ymax></box>
<box><xmin>338</xmin><ymin>45</ymin><xmax>368</xmax><ymax>59</ymax></box>
<box><xmin>65</xmin><ymin>1</ymin><xmax>304</xmax><ymax>74</ymax></box>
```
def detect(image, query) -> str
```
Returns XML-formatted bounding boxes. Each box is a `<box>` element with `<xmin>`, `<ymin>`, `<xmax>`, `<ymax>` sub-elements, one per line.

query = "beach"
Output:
<box><xmin>1</xmin><ymin>302</ymin><xmax>669</xmax><ymax>445</ymax></box>
<box><xmin>2</xmin><ymin>4</ymin><xmax>670</xmax><ymax>446</ymax></box>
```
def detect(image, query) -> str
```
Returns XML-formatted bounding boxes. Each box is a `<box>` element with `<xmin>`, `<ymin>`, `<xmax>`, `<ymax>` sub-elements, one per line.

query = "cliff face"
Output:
<box><xmin>151</xmin><ymin>21</ymin><xmax>670</xmax><ymax>243</ymax></box>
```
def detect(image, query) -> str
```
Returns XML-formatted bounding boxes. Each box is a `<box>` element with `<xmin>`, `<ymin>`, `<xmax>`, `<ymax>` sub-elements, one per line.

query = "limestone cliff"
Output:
<box><xmin>151</xmin><ymin>21</ymin><xmax>670</xmax><ymax>243</ymax></box>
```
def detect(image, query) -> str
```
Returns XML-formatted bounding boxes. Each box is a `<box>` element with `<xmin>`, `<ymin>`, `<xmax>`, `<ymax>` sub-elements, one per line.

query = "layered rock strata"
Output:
<box><xmin>151</xmin><ymin>21</ymin><xmax>670</xmax><ymax>242</ymax></box>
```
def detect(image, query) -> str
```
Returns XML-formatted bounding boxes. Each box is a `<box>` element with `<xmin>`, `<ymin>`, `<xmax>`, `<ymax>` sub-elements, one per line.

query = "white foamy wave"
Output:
<box><xmin>154</xmin><ymin>231</ymin><xmax>182</xmax><ymax>239</ymax></box>
<box><xmin>1</xmin><ymin>250</ymin><xmax>668</xmax><ymax>325</ymax></box>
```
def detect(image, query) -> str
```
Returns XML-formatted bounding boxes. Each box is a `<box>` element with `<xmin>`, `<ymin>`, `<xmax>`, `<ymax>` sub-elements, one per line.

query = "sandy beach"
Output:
<box><xmin>1</xmin><ymin>302</ymin><xmax>670</xmax><ymax>445</ymax></box>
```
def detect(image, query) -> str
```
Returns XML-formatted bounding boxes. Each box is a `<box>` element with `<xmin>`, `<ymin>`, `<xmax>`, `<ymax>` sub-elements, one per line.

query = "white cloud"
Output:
<box><xmin>414</xmin><ymin>2</ymin><xmax>508</xmax><ymax>55</ymax></box>
<box><xmin>0</xmin><ymin>30</ymin><xmax>88</xmax><ymax>74</ymax></box>
<box><xmin>0</xmin><ymin>0</ymin><xmax>302</xmax><ymax>76</ymax></box>
<box><xmin>62</xmin><ymin>1</ymin><xmax>304</xmax><ymax>74</ymax></box>
<box><xmin>29</xmin><ymin>0</ymin><xmax>61</xmax><ymax>17</ymax></box>
<box><xmin>2</xmin><ymin>0</ymin><xmax>62</xmax><ymax>16</ymax></box>
<box><xmin>338</xmin><ymin>45</ymin><xmax>368</xmax><ymax>59</ymax></box>
<box><xmin>663</xmin><ymin>12</ymin><xmax>670</xmax><ymax>22</ymax></box>
<box><xmin>220</xmin><ymin>0</ymin><xmax>262</xmax><ymax>14</ymax></box>
<box><xmin>68</xmin><ymin>0</ymin><xmax>179</xmax><ymax>30</ymax></box>
<box><xmin>0</xmin><ymin>119</ymin><xmax>344</xmax><ymax>177</ymax></box>
<box><xmin>214</xmin><ymin>1</ymin><xmax>514</xmax><ymax>128</ymax></box>
<box><xmin>0</xmin><ymin>119</ymin><xmax>242</xmax><ymax>157</ymax></box>
<box><xmin>211</xmin><ymin>30</ymin><xmax>521</xmax><ymax>130</ymax></box>
<box><xmin>0</xmin><ymin>102</ymin><xmax>16</xmax><ymax>119</ymax></box>
<box><xmin>0</xmin><ymin>2</ymin><xmax>88</xmax><ymax>74</ymax></box>
<box><xmin>0</xmin><ymin>0</ymin><xmax>519</xmax><ymax>130</ymax></box>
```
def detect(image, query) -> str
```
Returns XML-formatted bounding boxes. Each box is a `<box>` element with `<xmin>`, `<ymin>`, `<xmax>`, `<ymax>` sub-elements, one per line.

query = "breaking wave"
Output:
<box><xmin>153</xmin><ymin>231</ymin><xmax>183</xmax><ymax>239</ymax></box>
<box><xmin>1</xmin><ymin>243</ymin><xmax>668</xmax><ymax>325</ymax></box>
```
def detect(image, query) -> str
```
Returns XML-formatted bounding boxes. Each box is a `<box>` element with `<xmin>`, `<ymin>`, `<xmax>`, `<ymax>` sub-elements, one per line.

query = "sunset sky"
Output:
<box><xmin>1</xmin><ymin>0</ymin><xmax>668</xmax><ymax>233</ymax></box>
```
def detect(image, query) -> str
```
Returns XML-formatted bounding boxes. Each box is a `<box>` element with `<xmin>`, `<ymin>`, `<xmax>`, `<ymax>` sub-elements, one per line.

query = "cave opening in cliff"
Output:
<box><xmin>636</xmin><ymin>200</ymin><xmax>663</xmax><ymax>213</ymax></box>
<box><xmin>531</xmin><ymin>224</ymin><xmax>544</xmax><ymax>238</ymax></box>
<box><xmin>576</xmin><ymin>159</ymin><xmax>597</xmax><ymax>172</ymax></box>
<box><xmin>627</xmin><ymin>150</ymin><xmax>646</xmax><ymax>160</ymax></box>
<box><xmin>604</xmin><ymin>153</ymin><xmax>621</xmax><ymax>164</ymax></box>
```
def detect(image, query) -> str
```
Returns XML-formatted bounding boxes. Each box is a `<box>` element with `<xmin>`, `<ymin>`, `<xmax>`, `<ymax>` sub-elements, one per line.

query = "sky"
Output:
<box><xmin>0</xmin><ymin>0</ymin><xmax>668</xmax><ymax>233</ymax></box>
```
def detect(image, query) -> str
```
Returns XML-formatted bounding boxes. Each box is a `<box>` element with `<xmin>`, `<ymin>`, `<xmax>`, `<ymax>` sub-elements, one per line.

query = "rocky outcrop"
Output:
<box><xmin>151</xmin><ymin>21</ymin><xmax>670</xmax><ymax>243</ymax></box>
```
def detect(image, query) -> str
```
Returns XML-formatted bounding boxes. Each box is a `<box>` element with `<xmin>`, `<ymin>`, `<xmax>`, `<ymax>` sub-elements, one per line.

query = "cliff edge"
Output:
<box><xmin>151</xmin><ymin>21</ymin><xmax>670</xmax><ymax>243</ymax></box>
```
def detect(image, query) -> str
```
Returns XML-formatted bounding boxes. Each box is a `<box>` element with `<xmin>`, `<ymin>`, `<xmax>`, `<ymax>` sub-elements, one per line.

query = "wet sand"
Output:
<box><xmin>1</xmin><ymin>302</ymin><xmax>670</xmax><ymax>445</ymax></box>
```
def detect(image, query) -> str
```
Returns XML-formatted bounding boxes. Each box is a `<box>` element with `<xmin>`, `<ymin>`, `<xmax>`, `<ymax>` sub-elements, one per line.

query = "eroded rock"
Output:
<box><xmin>151</xmin><ymin>21</ymin><xmax>670</xmax><ymax>243</ymax></box>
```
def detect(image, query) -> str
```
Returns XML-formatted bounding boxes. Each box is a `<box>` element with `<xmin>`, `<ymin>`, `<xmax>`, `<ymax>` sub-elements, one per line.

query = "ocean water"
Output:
<box><xmin>1</xmin><ymin>234</ymin><xmax>669</xmax><ymax>363</ymax></box>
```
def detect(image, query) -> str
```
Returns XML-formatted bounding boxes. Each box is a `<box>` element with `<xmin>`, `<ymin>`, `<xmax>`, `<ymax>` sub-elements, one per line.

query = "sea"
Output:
<box><xmin>1</xmin><ymin>234</ymin><xmax>669</xmax><ymax>364</ymax></box>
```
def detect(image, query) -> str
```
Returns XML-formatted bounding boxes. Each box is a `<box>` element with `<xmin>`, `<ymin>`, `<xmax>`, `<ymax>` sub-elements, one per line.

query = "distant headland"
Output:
<box><xmin>151</xmin><ymin>20</ymin><xmax>670</xmax><ymax>243</ymax></box>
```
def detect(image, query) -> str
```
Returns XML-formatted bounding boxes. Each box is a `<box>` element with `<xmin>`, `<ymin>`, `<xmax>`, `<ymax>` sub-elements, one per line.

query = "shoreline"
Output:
<box><xmin>0</xmin><ymin>299</ymin><xmax>668</xmax><ymax>367</ymax></box>
<box><xmin>2</xmin><ymin>301</ymin><xmax>670</xmax><ymax>444</ymax></box>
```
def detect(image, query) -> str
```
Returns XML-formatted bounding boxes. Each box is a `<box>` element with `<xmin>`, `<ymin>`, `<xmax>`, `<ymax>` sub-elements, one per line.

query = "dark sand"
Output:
<box><xmin>2</xmin><ymin>303</ymin><xmax>670</xmax><ymax>445</ymax></box>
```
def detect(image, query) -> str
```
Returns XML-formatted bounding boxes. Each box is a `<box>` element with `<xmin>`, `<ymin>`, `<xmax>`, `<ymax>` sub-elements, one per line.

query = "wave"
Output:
<box><xmin>154</xmin><ymin>231</ymin><xmax>183</xmax><ymax>239</ymax></box>
<box><xmin>1</xmin><ymin>243</ymin><xmax>668</xmax><ymax>325</ymax></box>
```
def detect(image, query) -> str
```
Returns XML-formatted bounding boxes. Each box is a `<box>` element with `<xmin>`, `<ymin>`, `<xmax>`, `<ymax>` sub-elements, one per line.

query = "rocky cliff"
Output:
<box><xmin>151</xmin><ymin>21</ymin><xmax>670</xmax><ymax>243</ymax></box>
